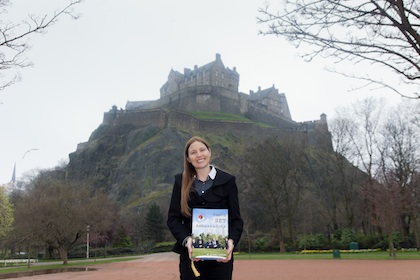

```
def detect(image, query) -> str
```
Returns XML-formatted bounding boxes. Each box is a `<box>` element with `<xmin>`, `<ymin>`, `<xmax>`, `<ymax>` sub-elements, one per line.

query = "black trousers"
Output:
<box><xmin>179</xmin><ymin>251</ymin><xmax>233</xmax><ymax>280</ymax></box>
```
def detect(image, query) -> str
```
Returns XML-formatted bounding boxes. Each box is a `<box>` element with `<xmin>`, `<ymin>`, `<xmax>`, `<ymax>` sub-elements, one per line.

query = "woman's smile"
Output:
<box><xmin>188</xmin><ymin>141</ymin><xmax>211</xmax><ymax>169</ymax></box>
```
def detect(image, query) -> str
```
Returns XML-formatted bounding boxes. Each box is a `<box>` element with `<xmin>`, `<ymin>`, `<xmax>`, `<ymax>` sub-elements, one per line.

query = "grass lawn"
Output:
<box><xmin>0</xmin><ymin>257</ymin><xmax>139</xmax><ymax>275</ymax></box>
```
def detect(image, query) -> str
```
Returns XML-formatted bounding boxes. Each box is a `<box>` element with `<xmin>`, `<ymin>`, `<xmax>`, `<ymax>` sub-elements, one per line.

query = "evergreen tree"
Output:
<box><xmin>145</xmin><ymin>203</ymin><xmax>164</xmax><ymax>242</ymax></box>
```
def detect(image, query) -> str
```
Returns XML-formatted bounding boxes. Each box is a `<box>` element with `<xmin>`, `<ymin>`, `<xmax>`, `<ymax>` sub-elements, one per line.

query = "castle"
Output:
<box><xmin>102</xmin><ymin>54</ymin><xmax>328</xmax><ymax>141</ymax></box>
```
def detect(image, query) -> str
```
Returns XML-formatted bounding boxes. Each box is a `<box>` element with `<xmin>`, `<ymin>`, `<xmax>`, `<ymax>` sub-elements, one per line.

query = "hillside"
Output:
<box><xmin>66</xmin><ymin>119</ymin><xmax>251</xmax><ymax>208</ymax></box>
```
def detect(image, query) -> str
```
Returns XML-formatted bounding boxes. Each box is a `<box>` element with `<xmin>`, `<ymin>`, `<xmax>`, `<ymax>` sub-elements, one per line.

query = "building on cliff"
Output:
<box><xmin>124</xmin><ymin>53</ymin><xmax>298</xmax><ymax>128</ymax></box>
<box><xmin>101</xmin><ymin>53</ymin><xmax>329</xmax><ymax>147</ymax></box>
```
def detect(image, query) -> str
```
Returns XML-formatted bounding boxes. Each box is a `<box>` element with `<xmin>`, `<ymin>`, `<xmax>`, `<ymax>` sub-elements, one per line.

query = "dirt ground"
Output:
<box><xmin>10</xmin><ymin>252</ymin><xmax>420</xmax><ymax>280</ymax></box>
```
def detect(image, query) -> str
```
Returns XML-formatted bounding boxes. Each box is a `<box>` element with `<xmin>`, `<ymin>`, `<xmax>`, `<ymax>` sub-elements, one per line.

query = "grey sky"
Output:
<box><xmin>0</xmin><ymin>0</ymin><xmax>402</xmax><ymax>184</ymax></box>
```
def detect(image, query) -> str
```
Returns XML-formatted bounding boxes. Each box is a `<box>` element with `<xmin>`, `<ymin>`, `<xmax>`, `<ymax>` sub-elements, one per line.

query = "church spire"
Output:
<box><xmin>10</xmin><ymin>162</ymin><xmax>16</xmax><ymax>184</ymax></box>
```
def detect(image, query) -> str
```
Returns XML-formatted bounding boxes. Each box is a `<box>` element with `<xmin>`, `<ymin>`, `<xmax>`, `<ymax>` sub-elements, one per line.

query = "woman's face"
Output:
<box><xmin>187</xmin><ymin>140</ymin><xmax>211</xmax><ymax>170</ymax></box>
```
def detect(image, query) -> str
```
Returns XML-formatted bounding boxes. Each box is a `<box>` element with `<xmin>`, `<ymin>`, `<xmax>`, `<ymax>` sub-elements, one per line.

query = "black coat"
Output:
<box><xmin>167</xmin><ymin>168</ymin><xmax>244</xmax><ymax>254</ymax></box>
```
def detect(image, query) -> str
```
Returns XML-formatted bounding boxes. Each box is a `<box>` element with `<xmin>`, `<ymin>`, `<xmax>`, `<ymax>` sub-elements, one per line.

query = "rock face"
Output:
<box><xmin>66</xmin><ymin>119</ymin><xmax>259</xmax><ymax>202</ymax></box>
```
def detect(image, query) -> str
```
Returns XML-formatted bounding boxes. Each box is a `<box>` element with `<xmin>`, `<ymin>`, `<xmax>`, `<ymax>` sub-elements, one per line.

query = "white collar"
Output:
<box><xmin>208</xmin><ymin>165</ymin><xmax>217</xmax><ymax>180</ymax></box>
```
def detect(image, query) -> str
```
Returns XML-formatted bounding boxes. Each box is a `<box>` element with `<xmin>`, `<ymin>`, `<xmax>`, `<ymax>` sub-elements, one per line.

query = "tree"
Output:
<box><xmin>0</xmin><ymin>0</ymin><xmax>82</xmax><ymax>92</ymax></box>
<box><xmin>0</xmin><ymin>186</ymin><xmax>13</xmax><ymax>237</ymax></box>
<box><xmin>329</xmin><ymin>116</ymin><xmax>366</xmax><ymax>230</ymax></box>
<box><xmin>376</xmin><ymin>102</ymin><xmax>420</xmax><ymax>249</ymax></box>
<box><xmin>331</xmin><ymin>97</ymin><xmax>420</xmax><ymax>250</ymax></box>
<box><xmin>366</xmin><ymin>180</ymin><xmax>403</xmax><ymax>256</ymax></box>
<box><xmin>258</xmin><ymin>0</ymin><xmax>420</xmax><ymax>98</ymax></box>
<box><xmin>242</xmin><ymin>135</ymin><xmax>308</xmax><ymax>252</ymax></box>
<box><xmin>13</xmin><ymin>177</ymin><xmax>116</xmax><ymax>264</ymax></box>
<box><xmin>145</xmin><ymin>202</ymin><xmax>165</xmax><ymax>243</ymax></box>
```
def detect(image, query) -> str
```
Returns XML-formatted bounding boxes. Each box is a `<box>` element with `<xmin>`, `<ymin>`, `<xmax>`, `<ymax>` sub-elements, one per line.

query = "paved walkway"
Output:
<box><xmin>5</xmin><ymin>252</ymin><xmax>420</xmax><ymax>280</ymax></box>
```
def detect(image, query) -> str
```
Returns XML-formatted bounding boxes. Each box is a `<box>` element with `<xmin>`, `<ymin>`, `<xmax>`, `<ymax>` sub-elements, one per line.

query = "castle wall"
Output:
<box><xmin>102</xmin><ymin>108</ymin><xmax>327</xmax><ymax>144</ymax></box>
<box><xmin>128</xmin><ymin>86</ymin><xmax>244</xmax><ymax>116</ymax></box>
<box><xmin>246</xmin><ymin>103</ymin><xmax>298</xmax><ymax>129</ymax></box>
<box><xmin>103</xmin><ymin>109</ymin><xmax>168</xmax><ymax>129</ymax></box>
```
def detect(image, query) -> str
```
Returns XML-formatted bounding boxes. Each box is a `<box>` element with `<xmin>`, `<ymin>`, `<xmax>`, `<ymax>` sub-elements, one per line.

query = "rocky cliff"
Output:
<box><xmin>66</xmin><ymin>121</ymin><xmax>250</xmax><ymax>208</ymax></box>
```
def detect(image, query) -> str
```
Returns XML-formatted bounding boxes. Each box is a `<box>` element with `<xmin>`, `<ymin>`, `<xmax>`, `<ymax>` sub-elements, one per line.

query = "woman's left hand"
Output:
<box><xmin>218</xmin><ymin>239</ymin><xmax>234</xmax><ymax>263</ymax></box>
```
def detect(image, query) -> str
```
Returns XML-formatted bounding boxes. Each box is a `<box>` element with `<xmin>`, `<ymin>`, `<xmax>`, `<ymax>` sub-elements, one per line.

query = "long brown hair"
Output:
<box><xmin>180</xmin><ymin>136</ymin><xmax>211</xmax><ymax>217</ymax></box>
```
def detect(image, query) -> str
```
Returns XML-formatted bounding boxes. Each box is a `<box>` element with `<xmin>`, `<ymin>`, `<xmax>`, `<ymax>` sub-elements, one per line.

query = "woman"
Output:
<box><xmin>167</xmin><ymin>136</ymin><xmax>243</xmax><ymax>280</ymax></box>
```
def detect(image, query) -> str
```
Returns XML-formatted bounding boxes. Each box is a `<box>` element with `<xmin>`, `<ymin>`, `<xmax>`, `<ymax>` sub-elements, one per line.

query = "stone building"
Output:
<box><xmin>123</xmin><ymin>53</ymin><xmax>313</xmax><ymax>130</ymax></box>
<box><xmin>160</xmin><ymin>53</ymin><xmax>239</xmax><ymax>97</ymax></box>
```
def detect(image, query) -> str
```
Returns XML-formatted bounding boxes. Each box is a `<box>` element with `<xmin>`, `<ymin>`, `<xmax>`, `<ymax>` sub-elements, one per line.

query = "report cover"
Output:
<box><xmin>191</xmin><ymin>208</ymin><xmax>229</xmax><ymax>260</ymax></box>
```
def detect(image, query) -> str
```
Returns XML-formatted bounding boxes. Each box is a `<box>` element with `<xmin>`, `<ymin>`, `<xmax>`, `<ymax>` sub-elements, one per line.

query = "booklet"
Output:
<box><xmin>191</xmin><ymin>208</ymin><xmax>229</xmax><ymax>260</ymax></box>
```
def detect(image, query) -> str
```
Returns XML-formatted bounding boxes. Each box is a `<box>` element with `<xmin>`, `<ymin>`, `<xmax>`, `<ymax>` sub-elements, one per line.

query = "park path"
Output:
<box><xmin>8</xmin><ymin>252</ymin><xmax>420</xmax><ymax>280</ymax></box>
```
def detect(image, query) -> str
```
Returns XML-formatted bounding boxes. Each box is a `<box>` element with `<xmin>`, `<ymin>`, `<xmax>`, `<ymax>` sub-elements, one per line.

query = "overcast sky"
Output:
<box><xmin>0</xmin><ymin>0</ymin><xmax>403</xmax><ymax>184</ymax></box>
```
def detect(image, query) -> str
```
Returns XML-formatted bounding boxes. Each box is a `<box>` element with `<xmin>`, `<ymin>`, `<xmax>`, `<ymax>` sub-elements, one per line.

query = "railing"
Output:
<box><xmin>2</xmin><ymin>259</ymin><xmax>38</xmax><ymax>266</ymax></box>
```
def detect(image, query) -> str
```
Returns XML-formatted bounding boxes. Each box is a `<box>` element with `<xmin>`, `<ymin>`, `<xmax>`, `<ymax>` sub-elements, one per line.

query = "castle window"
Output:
<box><xmin>215</xmin><ymin>71</ymin><xmax>218</xmax><ymax>77</ymax></box>
<box><xmin>222</xmin><ymin>72</ymin><xmax>224</xmax><ymax>78</ymax></box>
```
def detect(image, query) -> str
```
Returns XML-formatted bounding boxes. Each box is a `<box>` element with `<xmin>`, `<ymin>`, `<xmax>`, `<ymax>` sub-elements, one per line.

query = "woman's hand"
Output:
<box><xmin>185</xmin><ymin>236</ymin><xmax>194</xmax><ymax>260</ymax></box>
<box><xmin>218</xmin><ymin>239</ymin><xmax>234</xmax><ymax>263</ymax></box>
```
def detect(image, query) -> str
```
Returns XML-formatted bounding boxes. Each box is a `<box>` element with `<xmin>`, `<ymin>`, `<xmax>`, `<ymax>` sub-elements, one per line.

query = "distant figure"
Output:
<box><xmin>211</xmin><ymin>238</ymin><xmax>219</xmax><ymax>248</ymax></box>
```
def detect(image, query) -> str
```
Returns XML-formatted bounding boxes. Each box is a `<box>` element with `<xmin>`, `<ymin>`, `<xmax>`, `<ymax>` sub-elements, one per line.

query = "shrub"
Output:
<box><xmin>152</xmin><ymin>242</ymin><xmax>174</xmax><ymax>253</ymax></box>
<box><xmin>298</xmin><ymin>234</ymin><xmax>329</xmax><ymax>250</ymax></box>
<box><xmin>254</xmin><ymin>236</ymin><xmax>269</xmax><ymax>252</ymax></box>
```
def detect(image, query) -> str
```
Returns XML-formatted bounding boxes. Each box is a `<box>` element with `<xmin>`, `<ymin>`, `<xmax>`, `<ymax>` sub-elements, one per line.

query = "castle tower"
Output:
<box><xmin>160</xmin><ymin>53</ymin><xmax>239</xmax><ymax>98</ymax></box>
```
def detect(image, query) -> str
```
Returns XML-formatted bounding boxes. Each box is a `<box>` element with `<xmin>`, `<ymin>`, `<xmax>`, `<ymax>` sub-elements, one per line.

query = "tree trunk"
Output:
<box><xmin>58</xmin><ymin>245</ymin><xmax>69</xmax><ymax>265</ymax></box>
<box><xmin>415</xmin><ymin>219</ymin><xmax>420</xmax><ymax>249</ymax></box>
<box><xmin>279</xmin><ymin>239</ymin><xmax>286</xmax><ymax>252</ymax></box>
<box><xmin>388</xmin><ymin>232</ymin><xmax>396</xmax><ymax>257</ymax></box>
<box><xmin>276</xmin><ymin>224</ymin><xmax>286</xmax><ymax>252</ymax></box>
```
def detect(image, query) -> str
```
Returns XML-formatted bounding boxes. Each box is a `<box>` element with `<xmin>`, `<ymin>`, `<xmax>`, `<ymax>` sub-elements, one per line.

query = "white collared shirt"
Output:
<box><xmin>194</xmin><ymin>165</ymin><xmax>217</xmax><ymax>195</ymax></box>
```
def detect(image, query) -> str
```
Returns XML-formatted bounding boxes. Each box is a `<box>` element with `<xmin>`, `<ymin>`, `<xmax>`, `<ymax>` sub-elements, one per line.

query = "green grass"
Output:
<box><xmin>192</xmin><ymin>248</ymin><xmax>227</xmax><ymax>259</ymax></box>
<box><xmin>0</xmin><ymin>257</ymin><xmax>139</xmax><ymax>275</ymax></box>
<box><xmin>234</xmin><ymin>251</ymin><xmax>420</xmax><ymax>260</ymax></box>
<box><xmin>188</xmin><ymin>111</ymin><xmax>276</xmax><ymax>128</ymax></box>
<box><xmin>190</xmin><ymin>111</ymin><xmax>252</xmax><ymax>122</ymax></box>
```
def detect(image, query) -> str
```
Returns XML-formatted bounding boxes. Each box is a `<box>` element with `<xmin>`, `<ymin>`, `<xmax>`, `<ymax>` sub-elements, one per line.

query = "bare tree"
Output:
<box><xmin>366</xmin><ymin>180</ymin><xmax>402</xmax><ymax>256</ymax></box>
<box><xmin>331</xmin><ymin>97</ymin><xmax>420</xmax><ymax>250</ymax></box>
<box><xmin>335</xmin><ymin>98</ymin><xmax>386</xmax><ymax>180</ymax></box>
<box><xmin>242</xmin><ymin>135</ymin><xmax>308</xmax><ymax>252</ymax></box>
<box><xmin>13</xmin><ymin>177</ymin><xmax>116</xmax><ymax>264</ymax></box>
<box><xmin>330</xmin><ymin>98</ymin><xmax>386</xmax><ymax>237</ymax></box>
<box><xmin>0</xmin><ymin>0</ymin><xmax>82</xmax><ymax>92</ymax></box>
<box><xmin>306</xmin><ymin>145</ymin><xmax>364</xmax><ymax>241</ymax></box>
<box><xmin>376</xmin><ymin>103</ymin><xmax>420</xmax><ymax>249</ymax></box>
<box><xmin>258</xmin><ymin>0</ymin><xmax>420</xmax><ymax>98</ymax></box>
<box><xmin>329</xmin><ymin>116</ymin><xmax>366</xmax><ymax>229</ymax></box>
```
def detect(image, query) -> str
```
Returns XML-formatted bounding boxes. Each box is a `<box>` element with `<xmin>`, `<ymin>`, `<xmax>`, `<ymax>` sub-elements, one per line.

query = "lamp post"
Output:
<box><xmin>86</xmin><ymin>225</ymin><xmax>90</xmax><ymax>259</ymax></box>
